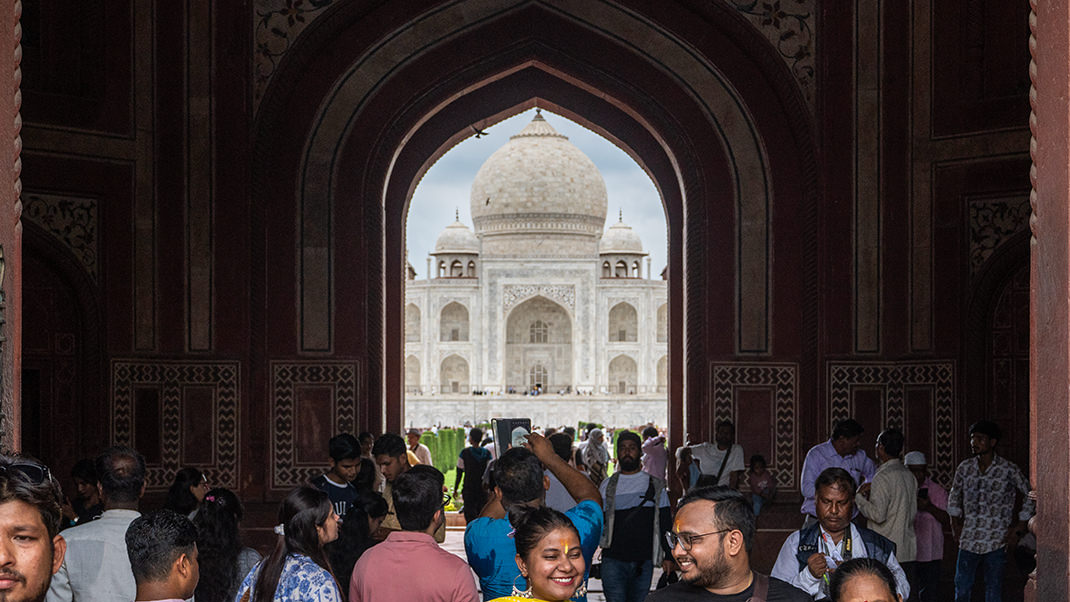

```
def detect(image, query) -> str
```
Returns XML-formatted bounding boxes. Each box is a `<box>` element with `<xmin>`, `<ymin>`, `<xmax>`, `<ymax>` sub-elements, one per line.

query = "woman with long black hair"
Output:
<box><xmin>164</xmin><ymin>467</ymin><xmax>208</xmax><ymax>517</ymax></box>
<box><xmin>326</xmin><ymin>489</ymin><xmax>388</xmax><ymax>596</ymax></box>
<box><xmin>235</xmin><ymin>485</ymin><xmax>343</xmax><ymax>602</ymax></box>
<box><xmin>192</xmin><ymin>488</ymin><xmax>261</xmax><ymax>602</ymax></box>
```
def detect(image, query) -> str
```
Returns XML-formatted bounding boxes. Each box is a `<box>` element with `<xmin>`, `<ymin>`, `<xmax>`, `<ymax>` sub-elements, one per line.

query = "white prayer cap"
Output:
<box><xmin>903</xmin><ymin>451</ymin><xmax>927</xmax><ymax>466</ymax></box>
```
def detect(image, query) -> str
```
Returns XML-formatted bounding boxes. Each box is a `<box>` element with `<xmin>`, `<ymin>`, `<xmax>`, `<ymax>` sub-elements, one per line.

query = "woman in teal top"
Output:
<box><xmin>490</xmin><ymin>507</ymin><xmax>587</xmax><ymax>602</ymax></box>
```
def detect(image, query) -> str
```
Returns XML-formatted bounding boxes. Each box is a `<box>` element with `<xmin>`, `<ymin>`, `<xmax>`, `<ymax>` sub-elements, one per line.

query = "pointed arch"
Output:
<box><xmin>405</xmin><ymin>303</ymin><xmax>421</xmax><ymax>342</ymax></box>
<box><xmin>609</xmin><ymin>354</ymin><xmax>638</xmax><ymax>394</ymax></box>
<box><xmin>505</xmin><ymin>296</ymin><xmax>572</xmax><ymax>391</ymax></box>
<box><xmin>252</xmin><ymin>0</ymin><xmax>820</xmax><ymax>436</ymax></box>
<box><xmin>405</xmin><ymin>355</ymin><xmax>421</xmax><ymax>393</ymax></box>
<box><xmin>609</xmin><ymin>302</ymin><xmax>638</xmax><ymax>342</ymax></box>
<box><xmin>440</xmin><ymin>302</ymin><xmax>469</xmax><ymax>342</ymax></box>
<box><xmin>439</xmin><ymin>354</ymin><xmax>469</xmax><ymax>393</ymax></box>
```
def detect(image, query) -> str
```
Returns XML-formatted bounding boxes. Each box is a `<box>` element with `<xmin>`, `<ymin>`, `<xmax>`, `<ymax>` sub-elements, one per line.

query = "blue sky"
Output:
<box><xmin>405</xmin><ymin>108</ymin><xmax>667</xmax><ymax>277</ymax></box>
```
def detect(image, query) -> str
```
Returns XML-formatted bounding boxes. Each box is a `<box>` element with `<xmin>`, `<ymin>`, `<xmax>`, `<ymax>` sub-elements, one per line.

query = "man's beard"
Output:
<box><xmin>0</xmin><ymin>566</ymin><xmax>47</xmax><ymax>602</ymax></box>
<box><xmin>619</xmin><ymin>456</ymin><xmax>640</xmax><ymax>472</ymax></box>
<box><xmin>679</xmin><ymin>544</ymin><xmax>731</xmax><ymax>589</ymax></box>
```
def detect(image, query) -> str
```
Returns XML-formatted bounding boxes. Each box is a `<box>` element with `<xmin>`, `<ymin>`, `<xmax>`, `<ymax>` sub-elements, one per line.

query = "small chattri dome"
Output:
<box><xmin>433</xmin><ymin>217</ymin><xmax>479</xmax><ymax>254</ymax></box>
<box><xmin>599</xmin><ymin>214</ymin><xmax>646</xmax><ymax>255</ymax></box>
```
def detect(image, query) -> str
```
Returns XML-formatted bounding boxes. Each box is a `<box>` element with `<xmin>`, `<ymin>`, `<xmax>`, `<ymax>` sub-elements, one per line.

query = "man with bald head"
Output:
<box><xmin>47</xmin><ymin>445</ymin><xmax>147</xmax><ymax>602</ymax></box>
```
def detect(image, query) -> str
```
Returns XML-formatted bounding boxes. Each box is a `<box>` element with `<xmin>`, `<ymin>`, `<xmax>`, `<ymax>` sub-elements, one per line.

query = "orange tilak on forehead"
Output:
<box><xmin>560</xmin><ymin>538</ymin><xmax>570</xmax><ymax>554</ymax></box>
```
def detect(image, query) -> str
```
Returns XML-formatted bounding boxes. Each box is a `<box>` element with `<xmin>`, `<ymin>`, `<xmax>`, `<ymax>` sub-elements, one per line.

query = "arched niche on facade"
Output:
<box><xmin>657</xmin><ymin>303</ymin><xmax>668</xmax><ymax>343</ymax></box>
<box><xmin>657</xmin><ymin>355</ymin><xmax>668</xmax><ymax>393</ymax></box>
<box><xmin>439</xmin><ymin>302</ymin><xmax>469</xmax><ymax>342</ymax></box>
<box><xmin>439</xmin><ymin>354</ymin><xmax>469</xmax><ymax>393</ymax></box>
<box><xmin>405</xmin><ymin>304</ymin><xmax>421</xmax><ymax>342</ymax></box>
<box><xmin>253</xmin><ymin>0</ymin><xmax>820</xmax><ymax>436</ymax></box>
<box><xmin>405</xmin><ymin>355</ymin><xmax>421</xmax><ymax>393</ymax></box>
<box><xmin>609</xmin><ymin>354</ymin><xmax>638</xmax><ymax>394</ymax></box>
<box><xmin>505</xmin><ymin>296</ymin><xmax>572</xmax><ymax>392</ymax></box>
<box><xmin>609</xmin><ymin>302</ymin><xmax>638</xmax><ymax>342</ymax></box>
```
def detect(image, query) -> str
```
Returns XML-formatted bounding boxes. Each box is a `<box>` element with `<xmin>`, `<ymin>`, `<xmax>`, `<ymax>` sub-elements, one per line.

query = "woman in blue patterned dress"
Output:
<box><xmin>234</xmin><ymin>485</ymin><xmax>343</xmax><ymax>602</ymax></box>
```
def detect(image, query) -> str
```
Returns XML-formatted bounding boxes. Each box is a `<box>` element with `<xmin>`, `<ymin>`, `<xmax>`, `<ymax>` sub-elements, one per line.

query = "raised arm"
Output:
<box><xmin>527</xmin><ymin>433</ymin><xmax>601</xmax><ymax>505</ymax></box>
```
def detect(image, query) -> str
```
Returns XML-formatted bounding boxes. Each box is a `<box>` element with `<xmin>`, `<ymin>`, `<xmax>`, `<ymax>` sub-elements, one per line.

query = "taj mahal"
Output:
<box><xmin>404</xmin><ymin>112</ymin><xmax>668</xmax><ymax>428</ymax></box>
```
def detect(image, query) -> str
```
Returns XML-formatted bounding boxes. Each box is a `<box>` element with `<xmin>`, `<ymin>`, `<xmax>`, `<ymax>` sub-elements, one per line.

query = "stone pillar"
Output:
<box><xmin>0</xmin><ymin>2</ymin><xmax>21</xmax><ymax>449</ymax></box>
<box><xmin>1028</xmin><ymin>0</ymin><xmax>1070</xmax><ymax>599</ymax></box>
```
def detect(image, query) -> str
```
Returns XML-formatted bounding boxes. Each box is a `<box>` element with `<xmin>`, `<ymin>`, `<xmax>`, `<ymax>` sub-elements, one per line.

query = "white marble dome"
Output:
<box><xmin>600</xmin><ymin>216</ymin><xmax>646</xmax><ymax>255</ymax></box>
<box><xmin>433</xmin><ymin>218</ymin><xmax>479</xmax><ymax>254</ymax></box>
<box><xmin>470</xmin><ymin>112</ymin><xmax>608</xmax><ymax>244</ymax></box>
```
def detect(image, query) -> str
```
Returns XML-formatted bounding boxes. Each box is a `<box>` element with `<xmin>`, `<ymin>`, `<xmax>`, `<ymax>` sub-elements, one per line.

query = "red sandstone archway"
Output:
<box><xmin>252</xmin><ymin>1</ymin><xmax>818</xmax><ymax>473</ymax></box>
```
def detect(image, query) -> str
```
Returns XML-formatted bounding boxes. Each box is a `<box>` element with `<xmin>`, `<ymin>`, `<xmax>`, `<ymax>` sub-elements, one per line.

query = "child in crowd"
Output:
<box><xmin>311</xmin><ymin>434</ymin><xmax>361</xmax><ymax>518</ymax></box>
<box><xmin>747</xmin><ymin>454</ymin><xmax>776</xmax><ymax>516</ymax></box>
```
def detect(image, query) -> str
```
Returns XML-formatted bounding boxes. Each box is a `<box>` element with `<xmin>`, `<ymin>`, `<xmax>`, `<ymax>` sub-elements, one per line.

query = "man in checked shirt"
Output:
<box><xmin>948</xmin><ymin>420</ymin><xmax>1035</xmax><ymax>602</ymax></box>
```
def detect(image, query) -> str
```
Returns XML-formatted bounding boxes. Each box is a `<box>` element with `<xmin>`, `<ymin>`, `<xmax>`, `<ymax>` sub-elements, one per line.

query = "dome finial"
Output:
<box><xmin>455</xmin><ymin>207</ymin><xmax>460</xmax><ymax>221</ymax></box>
<box><xmin>619</xmin><ymin>208</ymin><xmax>623</xmax><ymax>223</ymax></box>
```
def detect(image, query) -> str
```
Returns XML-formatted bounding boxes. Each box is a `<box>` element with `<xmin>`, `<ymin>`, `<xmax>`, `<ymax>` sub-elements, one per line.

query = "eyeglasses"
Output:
<box><xmin>0</xmin><ymin>460</ymin><xmax>54</xmax><ymax>485</ymax></box>
<box><xmin>442</xmin><ymin>493</ymin><xmax>452</xmax><ymax>508</ymax></box>
<box><xmin>665</xmin><ymin>527</ymin><xmax>732</xmax><ymax>551</ymax></box>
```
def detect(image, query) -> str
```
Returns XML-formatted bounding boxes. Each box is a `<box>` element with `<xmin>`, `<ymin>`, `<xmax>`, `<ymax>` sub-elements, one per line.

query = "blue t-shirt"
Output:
<box><xmin>464</xmin><ymin>499</ymin><xmax>603</xmax><ymax>602</ymax></box>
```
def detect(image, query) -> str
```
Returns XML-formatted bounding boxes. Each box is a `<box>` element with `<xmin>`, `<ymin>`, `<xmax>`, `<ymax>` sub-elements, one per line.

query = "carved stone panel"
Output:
<box><xmin>23</xmin><ymin>193</ymin><xmax>98</xmax><ymax>280</ymax></box>
<box><xmin>711</xmin><ymin>363</ymin><xmax>798</xmax><ymax>488</ymax></box>
<box><xmin>112</xmin><ymin>360</ymin><xmax>240</xmax><ymax>489</ymax></box>
<box><xmin>271</xmin><ymin>361</ymin><xmax>358</xmax><ymax>489</ymax></box>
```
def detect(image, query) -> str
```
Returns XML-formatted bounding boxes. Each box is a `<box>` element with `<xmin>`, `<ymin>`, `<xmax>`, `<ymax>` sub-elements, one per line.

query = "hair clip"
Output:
<box><xmin>204</xmin><ymin>495</ymin><xmax>216</xmax><ymax>502</ymax></box>
<box><xmin>273</xmin><ymin>524</ymin><xmax>285</xmax><ymax>536</ymax></box>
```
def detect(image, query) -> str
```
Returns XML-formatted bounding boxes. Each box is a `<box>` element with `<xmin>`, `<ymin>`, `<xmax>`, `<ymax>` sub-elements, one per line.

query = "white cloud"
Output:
<box><xmin>406</xmin><ymin>108</ymin><xmax>668</xmax><ymax>277</ymax></box>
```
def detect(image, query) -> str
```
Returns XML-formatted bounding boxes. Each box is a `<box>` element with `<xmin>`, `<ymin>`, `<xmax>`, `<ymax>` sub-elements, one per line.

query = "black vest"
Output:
<box><xmin>793</xmin><ymin>522</ymin><xmax>897</xmax><ymax>570</ymax></box>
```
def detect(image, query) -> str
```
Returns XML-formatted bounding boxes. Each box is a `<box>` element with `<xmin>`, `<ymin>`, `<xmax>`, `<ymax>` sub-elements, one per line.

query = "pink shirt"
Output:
<box><xmin>914</xmin><ymin>476</ymin><xmax>948</xmax><ymax>562</ymax></box>
<box><xmin>349</xmin><ymin>531</ymin><xmax>479</xmax><ymax>602</ymax></box>
<box><xmin>642</xmin><ymin>436</ymin><xmax>667</xmax><ymax>480</ymax></box>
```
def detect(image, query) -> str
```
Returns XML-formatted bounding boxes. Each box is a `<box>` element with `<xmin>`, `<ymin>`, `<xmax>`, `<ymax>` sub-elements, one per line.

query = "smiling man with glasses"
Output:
<box><xmin>648</xmin><ymin>486</ymin><xmax>809</xmax><ymax>601</ymax></box>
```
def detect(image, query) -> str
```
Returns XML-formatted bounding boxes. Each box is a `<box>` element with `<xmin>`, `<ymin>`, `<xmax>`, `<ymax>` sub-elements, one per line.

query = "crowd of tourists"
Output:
<box><xmin>0</xmin><ymin>416</ymin><xmax>1032</xmax><ymax>602</ymax></box>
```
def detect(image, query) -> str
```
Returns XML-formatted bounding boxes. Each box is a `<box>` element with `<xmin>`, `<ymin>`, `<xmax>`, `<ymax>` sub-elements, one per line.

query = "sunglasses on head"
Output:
<box><xmin>0</xmin><ymin>460</ymin><xmax>54</xmax><ymax>485</ymax></box>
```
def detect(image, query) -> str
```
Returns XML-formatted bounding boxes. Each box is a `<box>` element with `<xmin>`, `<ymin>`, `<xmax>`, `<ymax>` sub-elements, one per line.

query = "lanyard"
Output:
<box><xmin>819</xmin><ymin>528</ymin><xmax>852</xmax><ymax>568</ymax></box>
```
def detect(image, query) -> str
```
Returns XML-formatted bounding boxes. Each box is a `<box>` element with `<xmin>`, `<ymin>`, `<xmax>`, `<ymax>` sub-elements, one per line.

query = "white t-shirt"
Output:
<box><xmin>598</xmin><ymin>470</ymin><xmax>671</xmax><ymax>510</ymax></box>
<box><xmin>687</xmin><ymin>442</ymin><xmax>745</xmax><ymax>486</ymax></box>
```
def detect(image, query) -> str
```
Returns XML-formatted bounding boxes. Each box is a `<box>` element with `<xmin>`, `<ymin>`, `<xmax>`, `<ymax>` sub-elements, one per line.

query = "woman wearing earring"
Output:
<box><xmin>490</xmin><ymin>506</ymin><xmax>587</xmax><ymax>602</ymax></box>
<box><xmin>234</xmin><ymin>485</ymin><xmax>343</xmax><ymax>602</ymax></box>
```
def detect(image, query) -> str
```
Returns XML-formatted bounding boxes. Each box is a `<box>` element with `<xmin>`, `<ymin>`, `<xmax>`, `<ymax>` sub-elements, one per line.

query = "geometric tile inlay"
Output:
<box><xmin>111</xmin><ymin>360</ymin><xmax>240</xmax><ymax>490</ymax></box>
<box><xmin>711</xmin><ymin>363</ymin><xmax>798</xmax><ymax>489</ymax></box>
<box><xmin>828</xmin><ymin>361</ymin><xmax>955</xmax><ymax>485</ymax></box>
<box><xmin>270</xmin><ymin>361</ymin><xmax>358</xmax><ymax>489</ymax></box>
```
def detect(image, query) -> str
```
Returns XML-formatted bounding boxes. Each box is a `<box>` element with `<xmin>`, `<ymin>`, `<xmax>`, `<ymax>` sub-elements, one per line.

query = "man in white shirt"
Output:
<box><xmin>855</xmin><ymin>429</ymin><xmax>917</xmax><ymax>575</ymax></box>
<box><xmin>678</xmin><ymin>420</ymin><xmax>745</xmax><ymax>489</ymax></box>
<box><xmin>771</xmin><ymin>467</ymin><xmax>910</xmax><ymax>600</ymax></box>
<box><xmin>47</xmin><ymin>445</ymin><xmax>147</xmax><ymax>602</ymax></box>
<box><xmin>407</xmin><ymin>428</ymin><xmax>434</xmax><ymax>467</ymax></box>
<box><xmin>598</xmin><ymin>431</ymin><xmax>672</xmax><ymax>601</ymax></box>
